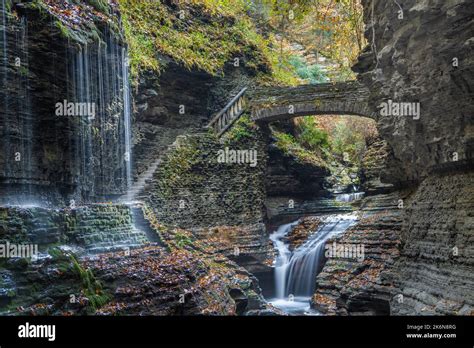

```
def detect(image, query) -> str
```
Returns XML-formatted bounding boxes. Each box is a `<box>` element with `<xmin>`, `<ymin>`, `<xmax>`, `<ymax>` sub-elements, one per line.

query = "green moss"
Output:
<box><xmin>158</xmin><ymin>139</ymin><xmax>201</xmax><ymax>198</ymax></box>
<box><xmin>55</xmin><ymin>20</ymin><xmax>71</xmax><ymax>39</ymax></box>
<box><xmin>84</xmin><ymin>0</ymin><xmax>110</xmax><ymax>15</ymax></box>
<box><xmin>273</xmin><ymin>130</ymin><xmax>329</xmax><ymax>168</ymax></box>
<box><xmin>117</xmin><ymin>0</ymin><xmax>294</xmax><ymax>84</ymax></box>
<box><xmin>69</xmin><ymin>253</ymin><xmax>111</xmax><ymax>313</ymax></box>
<box><xmin>296</xmin><ymin>117</ymin><xmax>330</xmax><ymax>151</ymax></box>
<box><xmin>16</xmin><ymin>65</ymin><xmax>28</xmax><ymax>77</ymax></box>
<box><xmin>3</xmin><ymin>0</ymin><xmax>12</xmax><ymax>13</ymax></box>
<box><xmin>224</xmin><ymin>114</ymin><xmax>256</xmax><ymax>143</ymax></box>
<box><xmin>174</xmin><ymin>231</ymin><xmax>194</xmax><ymax>249</ymax></box>
<box><xmin>48</xmin><ymin>247</ymin><xmax>72</xmax><ymax>273</ymax></box>
<box><xmin>43</xmin><ymin>144</ymin><xmax>59</xmax><ymax>163</ymax></box>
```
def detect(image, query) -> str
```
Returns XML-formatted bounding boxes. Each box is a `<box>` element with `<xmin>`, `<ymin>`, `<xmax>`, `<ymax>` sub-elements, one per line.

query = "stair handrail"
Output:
<box><xmin>207</xmin><ymin>87</ymin><xmax>248</xmax><ymax>136</ymax></box>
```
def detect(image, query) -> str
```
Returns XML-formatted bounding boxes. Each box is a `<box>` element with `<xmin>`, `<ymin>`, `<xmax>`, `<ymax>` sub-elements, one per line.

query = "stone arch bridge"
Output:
<box><xmin>250</xmin><ymin>80</ymin><xmax>376</xmax><ymax>123</ymax></box>
<box><xmin>207</xmin><ymin>81</ymin><xmax>376</xmax><ymax>136</ymax></box>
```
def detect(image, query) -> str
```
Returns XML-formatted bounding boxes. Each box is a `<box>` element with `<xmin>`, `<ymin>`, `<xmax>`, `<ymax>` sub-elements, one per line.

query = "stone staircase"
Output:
<box><xmin>122</xmin><ymin>158</ymin><xmax>161</xmax><ymax>202</ymax></box>
<box><xmin>71</xmin><ymin>205</ymin><xmax>150</xmax><ymax>254</ymax></box>
<box><xmin>130</xmin><ymin>204</ymin><xmax>162</xmax><ymax>244</ymax></box>
<box><xmin>121</xmin><ymin>134</ymin><xmax>192</xmax><ymax>202</ymax></box>
<box><xmin>122</xmin><ymin>87</ymin><xmax>250</xmax><ymax>203</ymax></box>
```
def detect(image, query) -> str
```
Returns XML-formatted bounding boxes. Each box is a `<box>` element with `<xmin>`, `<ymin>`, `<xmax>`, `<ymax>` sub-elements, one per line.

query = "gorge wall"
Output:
<box><xmin>350</xmin><ymin>0</ymin><xmax>474</xmax><ymax>315</ymax></box>
<box><xmin>0</xmin><ymin>1</ymin><xmax>133</xmax><ymax>206</ymax></box>
<box><xmin>0</xmin><ymin>204</ymin><xmax>149</xmax><ymax>253</ymax></box>
<box><xmin>143</xmin><ymin>123</ymin><xmax>273</xmax><ymax>272</ymax></box>
<box><xmin>354</xmin><ymin>0</ymin><xmax>473</xmax><ymax>184</ymax></box>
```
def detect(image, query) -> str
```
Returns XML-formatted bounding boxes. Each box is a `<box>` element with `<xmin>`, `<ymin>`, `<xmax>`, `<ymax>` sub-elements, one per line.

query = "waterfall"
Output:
<box><xmin>18</xmin><ymin>17</ymin><xmax>32</xmax><ymax>185</ymax></box>
<box><xmin>72</xmin><ymin>46</ymin><xmax>94</xmax><ymax>199</ymax></box>
<box><xmin>269</xmin><ymin>213</ymin><xmax>358</xmax><ymax>314</ymax></box>
<box><xmin>121</xmin><ymin>47</ymin><xmax>132</xmax><ymax>190</ymax></box>
<box><xmin>335</xmin><ymin>192</ymin><xmax>365</xmax><ymax>202</ymax></box>
<box><xmin>0</xmin><ymin>0</ymin><xmax>6</xmax><ymax>60</ymax></box>
<box><xmin>270</xmin><ymin>220</ymin><xmax>300</xmax><ymax>299</ymax></box>
<box><xmin>67</xmin><ymin>34</ymin><xmax>133</xmax><ymax>201</ymax></box>
<box><xmin>1</xmin><ymin>0</ymin><xmax>10</xmax><ymax>179</ymax></box>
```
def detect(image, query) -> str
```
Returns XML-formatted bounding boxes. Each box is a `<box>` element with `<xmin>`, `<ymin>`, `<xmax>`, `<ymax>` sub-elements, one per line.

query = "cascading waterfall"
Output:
<box><xmin>270</xmin><ymin>220</ymin><xmax>300</xmax><ymax>299</ymax></box>
<box><xmin>335</xmin><ymin>192</ymin><xmax>365</xmax><ymax>202</ymax></box>
<box><xmin>269</xmin><ymin>213</ymin><xmax>358</xmax><ymax>314</ymax></box>
<box><xmin>334</xmin><ymin>184</ymin><xmax>365</xmax><ymax>202</ymax></box>
<box><xmin>0</xmin><ymin>0</ymin><xmax>6</xmax><ymax>63</ymax></box>
<box><xmin>0</xmin><ymin>2</ymin><xmax>132</xmax><ymax>204</ymax></box>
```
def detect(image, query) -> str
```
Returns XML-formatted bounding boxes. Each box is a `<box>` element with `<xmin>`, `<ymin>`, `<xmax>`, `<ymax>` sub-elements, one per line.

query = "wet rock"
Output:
<box><xmin>228</xmin><ymin>288</ymin><xmax>248</xmax><ymax>315</ymax></box>
<box><xmin>0</xmin><ymin>270</ymin><xmax>16</xmax><ymax>307</ymax></box>
<box><xmin>359</xmin><ymin>137</ymin><xmax>395</xmax><ymax>194</ymax></box>
<box><xmin>284</xmin><ymin>216</ymin><xmax>321</xmax><ymax>251</ymax></box>
<box><xmin>0</xmin><ymin>204</ymin><xmax>151</xmax><ymax>254</ymax></box>
<box><xmin>0</xmin><ymin>1</ymin><xmax>132</xmax><ymax>204</ymax></box>
<box><xmin>245</xmin><ymin>308</ymin><xmax>282</xmax><ymax>316</ymax></box>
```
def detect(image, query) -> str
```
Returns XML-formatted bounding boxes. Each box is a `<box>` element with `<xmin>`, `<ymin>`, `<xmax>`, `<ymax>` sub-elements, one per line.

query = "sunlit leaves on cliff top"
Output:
<box><xmin>118</xmin><ymin>0</ymin><xmax>275</xmax><ymax>79</ymax></box>
<box><xmin>27</xmin><ymin>0</ymin><xmax>121</xmax><ymax>44</ymax></box>
<box><xmin>39</xmin><ymin>0</ymin><xmax>115</xmax><ymax>29</ymax></box>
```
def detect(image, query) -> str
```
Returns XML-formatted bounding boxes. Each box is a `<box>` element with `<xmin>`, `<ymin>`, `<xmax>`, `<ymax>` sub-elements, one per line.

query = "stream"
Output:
<box><xmin>267</xmin><ymin>213</ymin><xmax>359</xmax><ymax>315</ymax></box>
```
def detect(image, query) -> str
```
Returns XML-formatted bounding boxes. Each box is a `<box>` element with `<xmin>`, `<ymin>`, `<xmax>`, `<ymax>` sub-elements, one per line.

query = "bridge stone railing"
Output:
<box><xmin>207</xmin><ymin>87</ymin><xmax>247</xmax><ymax>137</ymax></box>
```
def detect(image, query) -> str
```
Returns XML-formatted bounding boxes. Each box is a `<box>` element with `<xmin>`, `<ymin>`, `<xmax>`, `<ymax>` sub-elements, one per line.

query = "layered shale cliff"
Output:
<box><xmin>0</xmin><ymin>0</ymin><xmax>132</xmax><ymax>205</ymax></box>
<box><xmin>354</xmin><ymin>0</ymin><xmax>473</xmax><ymax>184</ymax></box>
<box><xmin>144</xmin><ymin>122</ymin><xmax>273</xmax><ymax>272</ymax></box>
<box><xmin>351</xmin><ymin>0</ymin><xmax>474</xmax><ymax>315</ymax></box>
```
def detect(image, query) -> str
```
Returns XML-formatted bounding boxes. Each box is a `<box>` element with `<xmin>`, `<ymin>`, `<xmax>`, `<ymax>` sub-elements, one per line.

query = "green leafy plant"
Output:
<box><xmin>49</xmin><ymin>248</ymin><xmax>110</xmax><ymax>313</ymax></box>
<box><xmin>118</xmin><ymin>0</ymin><xmax>270</xmax><ymax>77</ymax></box>
<box><xmin>288</xmin><ymin>55</ymin><xmax>328</xmax><ymax>84</ymax></box>
<box><xmin>330</xmin><ymin>120</ymin><xmax>366</xmax><ymax>163</ymax></box>
<box><xmin>225</xmin><ymin>115</ymin><xmax>255</xmax><ymax>142</ymax></box>
<box><xmin>85</xmin><ymin>0</ymin><xmax>110</xmax><ymax>14</ymax></box>
<box><xmin>175</xmin><ymin>231</ymin><xmax>193</xmax><ymax>249</ymax></box>
<box><xmin>70</xmin><ymin>254</ymin><xmax>110</xmax><ymax>313</ymax></box>
<box><xmin>273</xmin><ymin>130</ymin><xmax>328</xmax><ymax>168</ymax></box>
<box><xmin>296</xmin><ymin>117</ymin><xmax>330</xmax><ymax>151</ymax></box>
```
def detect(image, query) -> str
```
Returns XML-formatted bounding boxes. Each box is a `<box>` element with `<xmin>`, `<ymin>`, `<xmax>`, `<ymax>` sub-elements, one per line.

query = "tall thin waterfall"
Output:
<box><xmin>0</xmin><ymin>0</ymin><xmax>6</xmax><ymax>61</ymax></box>
<box><xmin>68</xmin><ymin>35</ymin><xmax>133</xmax><ymax>201</ymax></box>
<box><xmin>18</xmin><ymin>16</ymin><xmax>32</xmax><ymax>183</ymax></box>
<box><xmin>1</xmin><ymin>0</ymin><xmax>10</xmax><ymax>178</ymax></box>
<box><xmin>72</xmin><ymin>45</ymin><xmax>94</xmax><ymax>197</ymax></box>
<box><xmin>121</xmin><ymin>47</ymin><xmax>132</xmax><ymax>190</ymax></box>
<box><xmin>270</xmin><ymin>214</ymin><xmax>358</xmax><ymax>304</ymax></box>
